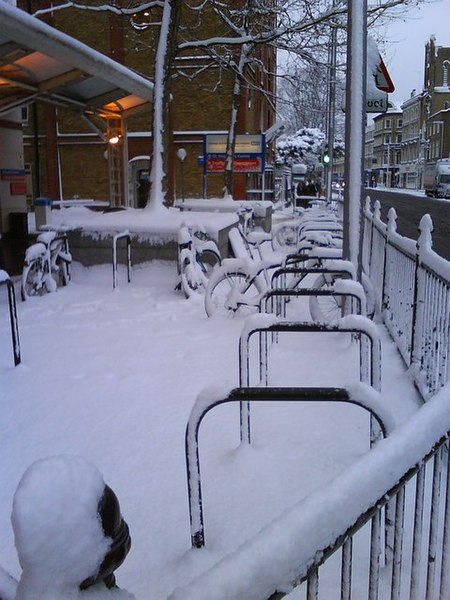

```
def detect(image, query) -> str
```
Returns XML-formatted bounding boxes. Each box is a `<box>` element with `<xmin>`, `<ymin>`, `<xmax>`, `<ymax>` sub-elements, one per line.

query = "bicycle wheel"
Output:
<box><xmin>180</xmin><ymin>252</ymin><xmax>206</xmax><ymax>298</ymax></box>
<box><xmin>197</xmin><ymin>248</ymin><xmax>221</xmax><ymax>278</ymax></box>
<box><xmin>57</xmin><ymin>258</ymin><xmax>70</xmax><ymax>287</ymax></box>
<box><xmin>21</xmin><ymin>258</ymin><xmax>45</xmax><ymax>300</ymax></box>
<box><xmin>205</xmin><ymin>268</ymin><xmax>265</xmax><ymax>317</ymax></box>
<box><xmin>308</xmin><ymin>273</ymin><xmax>344</xmax><ymax>324</ymax></box>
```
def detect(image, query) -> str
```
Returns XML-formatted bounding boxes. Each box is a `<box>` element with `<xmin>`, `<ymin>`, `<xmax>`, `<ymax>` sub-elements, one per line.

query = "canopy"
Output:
<box><xmin>0</xmin><ymin>2</ymin><xmax>153</xmax><ymax>119</ymax></box>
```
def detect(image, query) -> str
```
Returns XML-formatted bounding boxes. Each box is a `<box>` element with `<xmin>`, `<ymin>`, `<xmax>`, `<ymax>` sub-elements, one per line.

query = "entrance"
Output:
<box><xmin>129</xmin><ymin>156</ymin><xmax>151</xmax><ymax>208</ymax></box>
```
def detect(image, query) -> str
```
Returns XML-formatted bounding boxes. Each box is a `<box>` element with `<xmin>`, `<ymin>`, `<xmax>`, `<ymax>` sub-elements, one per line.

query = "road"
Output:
<box><xmin>363</xmin><ymin>188</ymin><xmax>450</xmax><ymax>261</ymax></box>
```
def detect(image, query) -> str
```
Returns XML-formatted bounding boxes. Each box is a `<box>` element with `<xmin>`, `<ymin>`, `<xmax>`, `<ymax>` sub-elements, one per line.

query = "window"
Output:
<box><xmin>397</xmin><ymin>118</ymin><xmax>403</xmax><ymax>128</ymax></box>
<box><xmin>443</xmin><ymin>60</ymin><xmax>449</xmax><ymax>87</ymax></box>
<box><xmin>385</xmin><ymin>134</ymin><xmax>391</xmax><ymax>144</ymax></box>
<box><xmin>21</xmin><ymin>105</ymin><xmax>29</xmax><ymax>124</ymax></box>
<box><xmin>384</xmin><ymin>118</ymin><xmax>391</xmax><ymax>129</ymax></box>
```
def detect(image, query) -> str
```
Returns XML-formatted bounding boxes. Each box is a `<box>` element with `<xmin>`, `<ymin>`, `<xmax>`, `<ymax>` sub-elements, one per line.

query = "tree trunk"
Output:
<box><xmin>145</xmin><ymin>0</ymin><xmax>181</xmax><ymax>211</ymax></box>
<box><xmin>224</xmin><ymin>42</ymin><xmax>251</xmax><ymax>198</ymax></box>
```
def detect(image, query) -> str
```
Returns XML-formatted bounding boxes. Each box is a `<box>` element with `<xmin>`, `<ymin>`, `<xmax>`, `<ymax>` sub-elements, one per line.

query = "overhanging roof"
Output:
<box><xmin>0</xmin><ymin>2</ymin><xmax>154</xmax><ymax>119</ymax></box>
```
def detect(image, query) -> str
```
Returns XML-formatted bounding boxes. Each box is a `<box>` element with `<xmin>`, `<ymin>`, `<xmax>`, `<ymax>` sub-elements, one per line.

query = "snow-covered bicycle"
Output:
<box><xmin>205</xmin><ymin>222</ymin><xmax>374</xmax><ymax>322</ymax></box>
<box><xmin>21</xmin><ymin>231</ymin><xmax>72</xmax><ymax>301</ymax></box>
<box><xmin>176</xmin><ymin>223</ymin><xmax>221</xmax><ymax>298</ymax></box>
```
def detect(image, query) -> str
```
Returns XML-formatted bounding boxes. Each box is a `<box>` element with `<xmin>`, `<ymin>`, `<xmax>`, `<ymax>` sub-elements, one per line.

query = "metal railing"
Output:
<box><xmin>0</xmin><ymin>270</ymin><xmax>21</xmax><ymax>366</ymax></box>
<box><xmin>363</xmin><ymin>196</ymin><xmax>450</xmax><ymax>399</ymax></box>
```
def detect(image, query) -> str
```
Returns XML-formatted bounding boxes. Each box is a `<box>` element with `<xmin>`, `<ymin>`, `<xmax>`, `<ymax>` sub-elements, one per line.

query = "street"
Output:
<box><xmin>365</xmin><ymin>188</ymin><xmax>450</xmax><ymax>260</ymax></box>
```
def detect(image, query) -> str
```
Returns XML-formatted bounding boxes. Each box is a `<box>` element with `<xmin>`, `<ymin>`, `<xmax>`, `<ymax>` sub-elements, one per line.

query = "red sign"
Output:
<box><xmin>206</xmin><ymin>158</ymin><xmax>226</xmax><ymax>172</ymax></box>
<box><xmin>233</xmin><ymin>157</ymin><xmax>262</xmax><ymax>172</ymax></box>
<box><xmin>205</xmin><ymin>155</ymin><xmax>262</xmax><ymax>174</ymax></box>
<box><xmin>10</xmin><ymin>181</ymin><xmax>27</xmax><ymax>195</ymax></box>
<box><xmin>375</xmin><ymin>57</ymin><xmax>395</xmax><ymax>93</ymax></box>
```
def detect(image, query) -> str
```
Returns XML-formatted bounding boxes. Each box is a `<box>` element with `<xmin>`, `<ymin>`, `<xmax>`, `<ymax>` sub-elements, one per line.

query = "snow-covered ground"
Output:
<box><xmin>0</xmin><ymin>209</ymin><xmax>424</xmax><ymax>599</ymax></box>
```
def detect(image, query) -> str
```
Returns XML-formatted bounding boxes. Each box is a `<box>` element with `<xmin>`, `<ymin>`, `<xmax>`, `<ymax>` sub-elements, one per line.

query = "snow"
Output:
<box><xmin>0</xmin><ymin>210</ymin><xmax>428</xmax><ymax>599</ymax></box>
<box><xmin>45</xmin><ymin>205</ymin><xmax>237</xmax><ymax>243</ymax></box>
<box><xmin>12</xmin><ymin>456</ymin><xmax>111</xmax><ymax>600</ymax></box>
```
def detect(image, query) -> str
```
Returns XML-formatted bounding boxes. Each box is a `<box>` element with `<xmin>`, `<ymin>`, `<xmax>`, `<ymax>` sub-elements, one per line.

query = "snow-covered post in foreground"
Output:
<box><xmin>146</xmin><ymin>0</ymin><xmax>181</xmax><ymax>212</ymax></box>
<box><xmin>343</xmin><ymin>0</ymin><xmax>367</xmax><ymax>280</ymax></box>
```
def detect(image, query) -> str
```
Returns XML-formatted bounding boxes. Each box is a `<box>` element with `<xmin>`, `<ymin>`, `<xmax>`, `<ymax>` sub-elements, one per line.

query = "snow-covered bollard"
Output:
<box><xmin>10</xmin><ymin>455</ymin><xmax>134</xmax><ymax>600</ymax></box>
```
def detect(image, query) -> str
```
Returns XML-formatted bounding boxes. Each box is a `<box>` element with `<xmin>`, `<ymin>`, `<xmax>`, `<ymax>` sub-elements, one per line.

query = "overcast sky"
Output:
<box><xmin>382</xmin><ymin>0</ymin><xmax>450</xmax><ymax>106</ymax></box>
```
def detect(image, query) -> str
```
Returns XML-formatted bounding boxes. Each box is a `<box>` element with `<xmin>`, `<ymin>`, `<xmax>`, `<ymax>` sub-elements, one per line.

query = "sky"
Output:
<box><xmin>0</xmin><ymin>203</ymin><xmax>440</xmax><ymax>600</ymax></box>
<box><xmin>382</xmin><ymin>0</ymin><xmax>450</xmax><ymax>106</ymax></box>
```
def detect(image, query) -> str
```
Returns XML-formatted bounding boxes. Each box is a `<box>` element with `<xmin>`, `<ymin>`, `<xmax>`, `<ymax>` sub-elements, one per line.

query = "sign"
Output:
<box><xmin>366</xmin><ymin>95</ymin><xmax>388</xmax><ymax>113</ymax></box>
<box><xmin>10</xmin><ymin>181</ymin><xmax>27</xmax><ymax>195</ymax></box>
<box><xmin>375</xmin><ymin>57</ymin><xmax>395</xmax><ymax>93</ymax></box>
<box><xmin>205</xmin><ymin>154</ymin><xmax>263</xmax><ymax>173</ymax></box>
<box><xmin>206</xmin><ymin>134</ymin><xmax>263</xmax><ymax>154</ymax></box>
<box><xmin>204</xmin><ymin>134</ymin><xmax>264</xmax><ymax>173</ymax></box>
<box><xmin>1</xmin><ymin>168</ymin><xmax>27</xmax><ymax>182</ymax></box>
<box><xmin>364</xmin><ymin>36</ymin><xmax>394</xmax><ymax>112</ymax></box>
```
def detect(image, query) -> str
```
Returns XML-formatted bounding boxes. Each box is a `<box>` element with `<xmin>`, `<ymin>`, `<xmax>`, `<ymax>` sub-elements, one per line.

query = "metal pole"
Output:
<box><xmin>326</xmin><ymin>8</ymin><xmax>338</xmax><ymax>204</ymax></box>
<box><xmin>343</xmin><ymin>0</ymin><xmax>367</xmax><ymax>281</ymax></box>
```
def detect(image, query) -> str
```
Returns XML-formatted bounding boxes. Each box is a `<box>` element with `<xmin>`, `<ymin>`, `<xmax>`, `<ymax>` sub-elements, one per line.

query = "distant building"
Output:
<box><xmin>372</xmin><ymin>105</ymin><xmax>402</xmax><ymax>187</ymax></box>
<box><xmin>399</xmin><ymin>91</ymin><xmax>425</xmax><ymax>189</ymax></box>
<box><xmin>366</xmin><ymin>36</ymin><xmax>450</xmax><ymax>191</ymax></box>
<box><xmin>423</xmin><ymin>36</ymin><xmax>450</xmax><ymax>163</ymax></box>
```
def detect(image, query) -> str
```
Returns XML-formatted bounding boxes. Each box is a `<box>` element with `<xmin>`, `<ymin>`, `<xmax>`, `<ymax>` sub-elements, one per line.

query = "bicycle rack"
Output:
<box><xmin>0</xmin><ymin>271</ymin><xmax>21</xmax><ymax>366</ymax></box>
<box><xmin>270</xmin><ymin>264</ymin><xmax>358</xmax><ymax>317</ymax></box>
<box><xmin>283</xmin><ymin>248</ymin><xmax>344</xmax><ymax>267</ymax></box>
<box><xmin>260</xmin><ymin>283</ymin><xmax>367</xmax><ymax>319</ymax></box>
<box><xmin>185</xmin><ymin>385</ymin><xmax>392</xmax><ymax>549</ymax></box>
<box><xmin>271</xmin><ymin>263</ymin><xmax>356</xmax><ymax>289</ymax></box>
<box><xmin>238</xmin><ymin>317</ymin><xmax>381</xmax><ymax>445</ymax></box>
<box><xmin>112</xmin><ymin>231</ymin><xmax>132</xmax><ymax>289</ymax></box>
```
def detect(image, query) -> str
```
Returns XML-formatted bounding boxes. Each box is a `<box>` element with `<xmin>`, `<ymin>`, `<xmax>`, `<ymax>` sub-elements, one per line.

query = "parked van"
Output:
<box><xmin>423</xmin><ymin>159</ymin><xmax>450</xmax><ymax>198</ymax></box>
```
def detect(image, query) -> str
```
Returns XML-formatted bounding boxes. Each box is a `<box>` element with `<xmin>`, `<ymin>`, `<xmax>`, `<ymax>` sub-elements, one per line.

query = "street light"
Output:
<box><xmin>177</xmin><ymin>148</ymin><xmax>187</xmax><ymax>202</ymax></box>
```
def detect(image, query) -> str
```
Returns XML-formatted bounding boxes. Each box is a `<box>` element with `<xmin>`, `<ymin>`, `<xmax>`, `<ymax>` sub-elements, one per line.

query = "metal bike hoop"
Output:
<box><xmin>271</xmin><ymin>265</ymin><xmax>355</xmax><ymax>289</ymax></box>
<box><xmin>185</xmin><ymin>385</ymin><xmax>391</xmax><ymax>549</ymax></box>
<box><xmin>0</xmin><ymin>273</ymin><xmax>21</xmax><ymax>366</ymax></box>
<box><xmin>112</xmin><ymin>231</ymin><xmax>132</xmax><ymax>289</ymax></box>
<box><xmin>238</xmin><ymin>319</ymin><xmax>381</xmax><ymax>445</ymax></box>
<box><xmin>260</xmin><ymin>288</ymin><xmax>365</xmax><ymax>319</ymax></box>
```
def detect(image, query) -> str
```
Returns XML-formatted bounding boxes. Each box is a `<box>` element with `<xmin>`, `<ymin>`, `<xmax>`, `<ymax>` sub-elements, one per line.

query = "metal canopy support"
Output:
<box><xmin>343</xmin><ymin>0</ymin><xmax>367</xmax><ymax>280</ymax></box>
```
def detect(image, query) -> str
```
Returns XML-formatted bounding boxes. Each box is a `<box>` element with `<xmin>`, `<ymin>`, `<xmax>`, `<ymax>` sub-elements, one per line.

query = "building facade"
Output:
<box><xmin>399</xmin><ymin>92</ymin><xmax>426</xmax><ymax>189</ymax></box>
<box><xmin>16</xmin><ymin>0</ymin><xmax>277</xmax><ymax>207</ymax></box>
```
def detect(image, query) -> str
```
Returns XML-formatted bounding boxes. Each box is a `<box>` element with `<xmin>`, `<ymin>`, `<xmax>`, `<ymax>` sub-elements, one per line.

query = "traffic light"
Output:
<box><xmin>322</xmin><ymin>143</ymin><xmax>330</xmax><ymax>166</ymax></box>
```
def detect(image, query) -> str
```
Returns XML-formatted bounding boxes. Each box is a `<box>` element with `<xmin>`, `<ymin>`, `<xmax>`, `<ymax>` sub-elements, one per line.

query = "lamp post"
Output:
<box><xmin>177</xmin><ymin>147</ymin><xmax>187</xmax><ymax>202</ymax></box>
<box><xmin>343</xmin><ymin>0</ymin><xmax>367</xmax><ymax>280</ymax></box>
